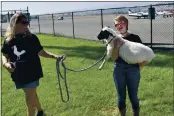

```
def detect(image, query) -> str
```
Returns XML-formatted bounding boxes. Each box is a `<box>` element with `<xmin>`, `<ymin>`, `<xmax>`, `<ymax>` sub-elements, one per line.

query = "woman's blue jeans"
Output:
<box><xmin>113</xmin><ymin>62</ymin><xmax>140</xmax><ymax>111</ymax></box>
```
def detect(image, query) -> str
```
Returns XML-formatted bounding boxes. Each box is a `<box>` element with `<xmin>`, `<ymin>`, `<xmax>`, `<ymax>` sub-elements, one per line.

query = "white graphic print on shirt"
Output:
<box><xmin>13</xmin><ymin>45</ymin><xmax>26</xmax><ymax>60</ymax></box>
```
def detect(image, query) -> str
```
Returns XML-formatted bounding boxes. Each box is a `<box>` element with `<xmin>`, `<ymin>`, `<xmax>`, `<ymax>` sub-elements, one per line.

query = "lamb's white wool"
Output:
<box><xmin>119</xmin><ymin>39</ymin><xmax>156</xmax><ymax>64</ymax></box>
<box><xmin>98</xmin><ymin>26</ymin><xmax>156</xmax><ymax>69</ymax></box>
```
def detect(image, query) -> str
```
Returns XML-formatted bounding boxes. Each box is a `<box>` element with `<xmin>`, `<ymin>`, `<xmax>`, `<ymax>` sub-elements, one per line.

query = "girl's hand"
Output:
<box><xmin>52</xmin><ymin>55</ymin><xmax>66</xmax><ymax>61</ymax></box>
<box><xmin>3</xmin><ymin>62</ymin><xmax>15</xmax><ymax>73</ymax></box>
<box><xmin>139</xmin><ymin>61</ymin><xmax>147</xmax><ymax>69</ymax></box>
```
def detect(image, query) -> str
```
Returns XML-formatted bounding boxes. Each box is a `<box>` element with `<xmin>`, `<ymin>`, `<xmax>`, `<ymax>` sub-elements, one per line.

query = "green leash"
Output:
<box><xmin>56</xmin><ymin>52</ymin><xmax>107</xmax><ymax>102</ymax></box>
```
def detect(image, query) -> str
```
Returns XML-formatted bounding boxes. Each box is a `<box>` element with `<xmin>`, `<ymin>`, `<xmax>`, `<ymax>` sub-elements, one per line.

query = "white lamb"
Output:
<box><xmin>97</xmin><ymin>26</ymin><xmax>156</xmax><ymax>70</ymax></box>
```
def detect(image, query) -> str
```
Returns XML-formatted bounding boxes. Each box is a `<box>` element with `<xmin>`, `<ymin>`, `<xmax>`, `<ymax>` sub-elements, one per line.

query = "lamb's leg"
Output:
<box><xmin>99</xmin><ymin>48</ymin><xmax>113</xmax><ymax>70</ymax></box>
<box><xmin>17</xmin><ymin>56</ymin><xmax>20</xmax><ymax>60</ymax></box>
<box><xmin>99</xmin><ymin>58</ymin><xmax>106</xmax><ymax>70</ymax></box>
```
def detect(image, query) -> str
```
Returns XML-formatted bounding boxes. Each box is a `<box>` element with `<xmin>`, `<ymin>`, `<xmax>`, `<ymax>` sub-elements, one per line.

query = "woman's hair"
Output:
<box><xmin>114</xmin><ymin>15</ymin><xmax>129</xmax><ymax>30</ymax></box>
<box><xmin>4</xmin><ymin>13</ymin><xmax>31</xmax><ymax>42</ymax></box>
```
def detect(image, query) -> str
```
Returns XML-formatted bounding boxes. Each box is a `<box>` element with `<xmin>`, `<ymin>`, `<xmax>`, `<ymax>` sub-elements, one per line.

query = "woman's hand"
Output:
<box><xmin>51</xmin><ymin>54</ymin><xmax>66</xmax><ymax>61</ymax></box>
<box><xmin>139</xmin><ymin>61</ymin><xmax>147</xmax><ymax>69</ymax></box>
<box><xmin>3</xmin><ymin>62</ymin><xmax>15</xmax><ymax>73</ymax></box>
<box><xmin>39</xmin><ymin>50</ymin><xmax>66</xmax><ymax>61</ymax></box>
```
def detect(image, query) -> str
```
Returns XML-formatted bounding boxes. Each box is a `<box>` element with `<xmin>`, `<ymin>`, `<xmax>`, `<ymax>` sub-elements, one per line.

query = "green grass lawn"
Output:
<box><xmin>1</xmin><ymin>34</ymin><xmax>173</xmax><ymax>116</ymax></box>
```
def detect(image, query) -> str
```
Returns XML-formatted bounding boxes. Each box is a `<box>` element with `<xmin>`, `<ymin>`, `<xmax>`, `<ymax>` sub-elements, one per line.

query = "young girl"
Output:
<box><xmin>112</xmin><ymin>15</ymin><xmax>147</xmax><ymax>116</ymax></box>
<box><xmin>2</xmin><ymin>13</ymin><xmax>65</xmax><ymax>116</ymax></box>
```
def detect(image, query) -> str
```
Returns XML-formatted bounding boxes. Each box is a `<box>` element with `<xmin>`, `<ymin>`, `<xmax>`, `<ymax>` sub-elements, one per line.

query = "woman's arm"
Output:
<box><xmin>38</xmin><ymin>49</ymin><xmax>64</xmax><ymax>60</ymax></box>
<box><xmin>111</xmin><ymin>47</ymin><xmax>119</xmax><ymax>61</ymax></box>
<box><xmin>111</xmin><ymin>39</ymin><xmax>120</xmax><ymax>61</ymax></box>
<box><xmin>2</xmin><ymin>54</ymin><xmax>14</xmax><ymax>72</ymax></box>
<box><xmin>2</xmin><ymin>54</ymin><xmax>8</xmax><ymax>66</ymax></box>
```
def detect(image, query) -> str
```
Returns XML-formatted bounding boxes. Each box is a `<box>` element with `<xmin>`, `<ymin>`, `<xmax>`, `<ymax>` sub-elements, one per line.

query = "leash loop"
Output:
<box><xmin>56</xmin><ymin>52</ymin><xmax>107</xmax><ymax>102</ymax></box>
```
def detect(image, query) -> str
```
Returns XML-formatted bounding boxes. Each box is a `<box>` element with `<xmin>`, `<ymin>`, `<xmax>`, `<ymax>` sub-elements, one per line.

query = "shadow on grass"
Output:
<box><xmin>147</xmin><ymin>57</ymin><xmax>173</xmax><ymax>68</ymax></box>
<box><xmin>147</xmin><ymin>50</ymin><xmax>174</xmax><ymax>68</ymax></box>
<box><xmin>43</xmin><ymin>45</ymin><xmax>174</xmax><ymax>68</ymax></box>
<box><xmin>43</xmin><ymin>45</ymin><xmax>108</xmax><ymax>60</ymax></box>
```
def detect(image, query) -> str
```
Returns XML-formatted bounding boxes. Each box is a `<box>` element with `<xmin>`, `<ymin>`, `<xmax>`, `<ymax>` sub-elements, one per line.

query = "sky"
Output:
<box><xmin>1</xmin><ymin>1</ymin><xmax>165</xmax><ymax>15</ymax></box>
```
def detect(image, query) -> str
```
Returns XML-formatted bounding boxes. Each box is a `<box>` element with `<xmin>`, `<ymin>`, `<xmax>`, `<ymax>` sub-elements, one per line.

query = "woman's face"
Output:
<box><xmin>114</xmin><ymin>20</ymin><xmax>127</xmax><ymax>34</ymax></box>
<box><xmin>15</xmin><ymin>18</ymin><xmax>29</xmax><ymax>33</ymax></box>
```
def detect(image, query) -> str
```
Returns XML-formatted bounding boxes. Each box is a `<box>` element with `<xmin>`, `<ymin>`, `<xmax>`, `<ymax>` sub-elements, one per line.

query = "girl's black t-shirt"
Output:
<box><xmin>115</xmin><ymin>33</ymin><xmax>143</xmax><ymax>66</ymax></box>
<box><xmin>1</xmin><ymin>34</ymin><xmax>44</xmax><ymax>84</ymax></box>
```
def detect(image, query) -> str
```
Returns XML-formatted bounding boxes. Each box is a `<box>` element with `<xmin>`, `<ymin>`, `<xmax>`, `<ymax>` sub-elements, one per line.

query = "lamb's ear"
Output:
<box><xmin>107</xmin><ymin>26</ymin><xmax>110</xmax><ymax>28</ymax></box>
<box><xmin>109</xmin><ymin>32</ymin><xmax>113</xmax><ymax>36</ymax></box>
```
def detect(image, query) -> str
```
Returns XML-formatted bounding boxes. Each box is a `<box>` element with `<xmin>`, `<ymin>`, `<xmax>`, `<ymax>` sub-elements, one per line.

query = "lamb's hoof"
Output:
<box><xmin>99</xmin><ymin>67</ymin><xmax>102</xmax><ymax>70</ymax></box>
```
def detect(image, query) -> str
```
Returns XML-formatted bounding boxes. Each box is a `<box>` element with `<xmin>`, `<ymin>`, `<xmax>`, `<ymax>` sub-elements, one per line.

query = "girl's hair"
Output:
<box><xmin>114</xmin><ymin>15</ymin><xmax>129</xmax><ymax>30</ymax></box>
<box><xmin>4</xmin><ymin>13</ymin><xmax>31</xmax><ymax>42</ymax></box>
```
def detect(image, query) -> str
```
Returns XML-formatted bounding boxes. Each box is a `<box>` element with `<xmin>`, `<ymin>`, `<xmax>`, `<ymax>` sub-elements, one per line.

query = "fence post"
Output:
<box><xmin>150</xmin><ymin>5</ymin><xmax>153</xmax><ymax>48</ymax></box>
<box><xmin>101</xmin><ymin>9</ymin><xmax>104</xmax><ymax>43</ymax></box>
<box><xmin>52</xmin><ymin>14</ymin><xmax>55</xmax><ymax>35</ymax></box>
<box><xmin>38</xmin><ymin>15</ymin><xmax>41</xmax><ymax>34</ymax></box>
<box><xmin>26</xmin><ymin>6</ymin><xmax>30</xmax><ymax>28</ymax></box>
<box><xmin>72</xmin><ymin>12</ymin><xmax>75</xmax><ymax>39</ymax></box>
<box><xmin>1</xmin><ymin>9</ymin><xmax>2</xmax><ymax>37</ymax></box>
<box><xmin>101</xmin><ymin>9</ymin><xmax>103</xmax><ymax>29</ymax></box>
<box><xmin>7</xmin><ymin>12</ymin><xmax>10</xmax><ymax>22</ymax></box>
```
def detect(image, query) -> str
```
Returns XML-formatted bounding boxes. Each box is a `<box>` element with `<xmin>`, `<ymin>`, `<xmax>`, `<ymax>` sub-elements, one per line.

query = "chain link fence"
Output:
<box><xmin>1</xmin><ymin>3</ymin><xmax>174</xmax><ymax>49</ymax></box>
<box><xmin>151</xmin><ymin>3</ymin><xmax>174</xmax><ymax>48</ymax></box>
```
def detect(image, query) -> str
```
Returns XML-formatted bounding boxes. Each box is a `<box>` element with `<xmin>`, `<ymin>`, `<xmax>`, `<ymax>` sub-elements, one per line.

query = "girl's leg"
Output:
<box><xmin>126</xmin><ymin>66</ymin><xmax>141</xmax><ymax>116</ymax></box>
<box><xmin>113</xmin><ymin>63</ymin><xmax>126</xmax><ymax>115</ymax></box>
<box><xmin>35</xmin><ymin>88</ymin><xmax>42</xmax><ymax>111</ymax></box>
<box><xmin>23</xmin><ymin>88</ymin><xmax>37</xmax><ymax>116</ymax></box>
<box><xmin>23</xmin><ymin>87</ymin><xmax>44</xmax><ymax>116</ymax></box>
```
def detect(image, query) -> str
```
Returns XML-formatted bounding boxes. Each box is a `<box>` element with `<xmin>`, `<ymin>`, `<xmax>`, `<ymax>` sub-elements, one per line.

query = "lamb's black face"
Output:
<box><xmin>97</xmin><ymin>30</ymin><xmax>113</xmax><ymax>40</ymax></box>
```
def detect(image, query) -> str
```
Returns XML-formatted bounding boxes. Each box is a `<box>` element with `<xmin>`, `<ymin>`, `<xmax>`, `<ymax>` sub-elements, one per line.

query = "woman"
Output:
<box><xmin>112</xmin><ymin>15</ymin><xmax>147</xmax><ymax>116</ymax></box>
<box><xmin>1</xmin><ymin>13</ymin><xmax>65</xmax><ymax>116</ymax></box>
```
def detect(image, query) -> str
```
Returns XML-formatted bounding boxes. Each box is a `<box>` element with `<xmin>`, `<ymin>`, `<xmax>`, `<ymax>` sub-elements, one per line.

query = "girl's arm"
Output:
<box><xmin>38</xmin><ymin>49</ymin><xmax>64</xmax><ymax>60</ymax></box>
<box><xmin>2</xmin><ymin>54</ymin><xmax>14</xmax><ymax>72</ymax></box>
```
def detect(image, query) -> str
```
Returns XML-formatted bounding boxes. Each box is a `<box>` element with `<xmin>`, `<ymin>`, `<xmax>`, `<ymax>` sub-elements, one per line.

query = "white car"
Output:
<box><xmin>57</xmin><ymin>17</ymin><xmax>63</xmax><ymax>20</ymax></box>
